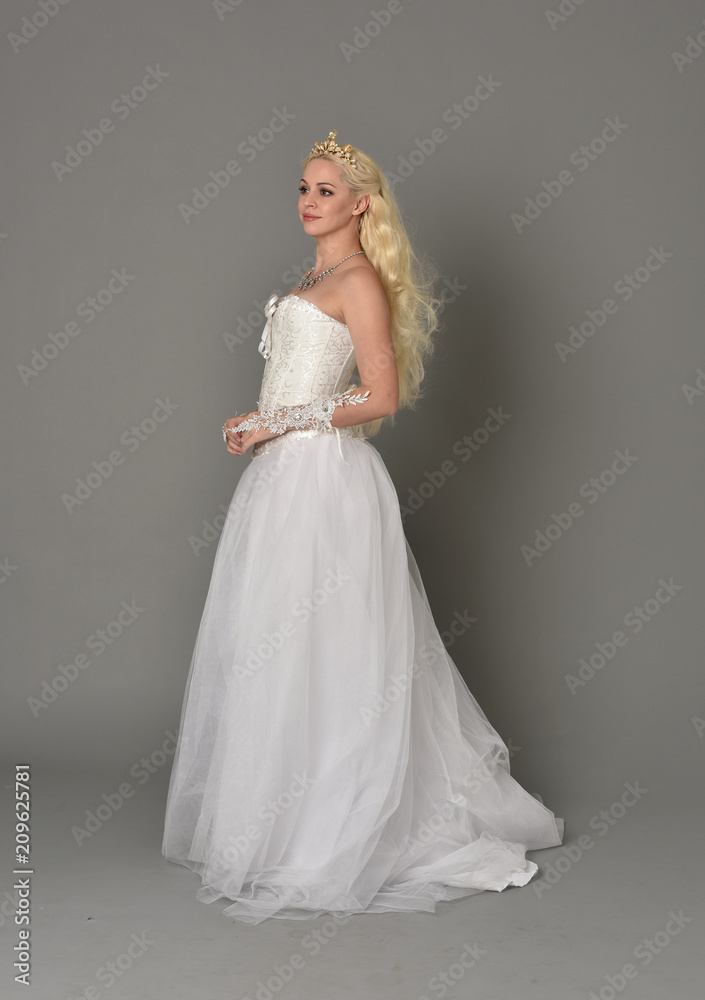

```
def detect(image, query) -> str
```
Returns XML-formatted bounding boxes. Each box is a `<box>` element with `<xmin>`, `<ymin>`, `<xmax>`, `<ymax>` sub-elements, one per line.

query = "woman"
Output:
<box><xmin>162</xmin><ymin>130</ymin><xmax>564</xmax><ymax>924</ymax></box>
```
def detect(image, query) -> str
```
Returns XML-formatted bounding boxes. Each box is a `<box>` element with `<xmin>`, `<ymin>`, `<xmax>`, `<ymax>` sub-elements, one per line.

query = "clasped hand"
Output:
<box><xmin>223</xmin><ymin>412</ymin><xmax>281</xmax><ymax>456</ymax></box>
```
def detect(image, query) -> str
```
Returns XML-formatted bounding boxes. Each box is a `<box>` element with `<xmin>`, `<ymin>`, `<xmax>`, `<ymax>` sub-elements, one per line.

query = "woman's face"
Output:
<box><xmin>298</xmin><ymin>158</ymin><xmax>366</xmax><ymax>236</ymax></box>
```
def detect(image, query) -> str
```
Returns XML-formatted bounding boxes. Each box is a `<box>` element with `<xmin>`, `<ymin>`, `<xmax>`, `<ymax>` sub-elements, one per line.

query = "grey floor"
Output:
<box><xmin>0</xmin><ymin>770</ymin><xmax>701</xmax><ymax>1000</ymax></box>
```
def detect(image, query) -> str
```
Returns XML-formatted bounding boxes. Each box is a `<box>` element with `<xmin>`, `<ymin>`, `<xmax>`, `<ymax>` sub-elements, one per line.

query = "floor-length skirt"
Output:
<box><xmin>162</xmin><ymin>432</ymin><xmax>564</xmax><ymax>923</ymax></box>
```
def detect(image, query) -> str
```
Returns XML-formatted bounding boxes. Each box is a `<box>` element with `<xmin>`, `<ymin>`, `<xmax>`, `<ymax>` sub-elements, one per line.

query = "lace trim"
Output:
<box><xmin>237</xmin><ymin>388</ymin><xmax>371</xmax><ymax>464</ymax></box>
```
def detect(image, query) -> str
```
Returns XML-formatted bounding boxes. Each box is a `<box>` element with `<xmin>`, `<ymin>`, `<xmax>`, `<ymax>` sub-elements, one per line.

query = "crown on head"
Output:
<box><xmin>308</xmin><ymin>129</ymin><xmax>358</xmax><ymax>168</ymax></box>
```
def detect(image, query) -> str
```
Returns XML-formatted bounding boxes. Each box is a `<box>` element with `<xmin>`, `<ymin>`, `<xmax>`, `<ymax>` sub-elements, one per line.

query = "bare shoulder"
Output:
<box><xmin>338</xmin><ymin>264</ymin><xmax>389</xmax><ymax>324</ymax></box>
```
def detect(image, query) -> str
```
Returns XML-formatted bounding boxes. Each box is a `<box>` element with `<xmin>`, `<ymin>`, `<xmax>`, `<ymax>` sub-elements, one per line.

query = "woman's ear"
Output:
<box><xmin>353</xmin><ymin>193</ymin><xmax>370</xmax><ymax>217</ymax></box>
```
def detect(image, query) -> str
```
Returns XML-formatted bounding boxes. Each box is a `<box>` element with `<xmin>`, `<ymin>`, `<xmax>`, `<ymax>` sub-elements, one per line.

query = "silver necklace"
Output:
<box><xmin>297</xmin><ymin>250</ymin><xmax>366</xmax><ymax>290</ymax></box>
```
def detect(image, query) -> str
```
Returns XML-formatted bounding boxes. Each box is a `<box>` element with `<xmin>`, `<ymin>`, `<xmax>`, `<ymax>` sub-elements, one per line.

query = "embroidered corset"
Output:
<box><xmin>252</xmin><ymin>292</ymin><xmax>367</xmax><ymax>459</ymax></box>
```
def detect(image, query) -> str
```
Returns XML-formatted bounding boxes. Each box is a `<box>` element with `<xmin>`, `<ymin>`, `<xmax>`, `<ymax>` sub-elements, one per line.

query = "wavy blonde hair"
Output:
<box><xmin>302</xmin><ymin>141</ymin><xmax>441</xmax><ymax>438</ymax></box>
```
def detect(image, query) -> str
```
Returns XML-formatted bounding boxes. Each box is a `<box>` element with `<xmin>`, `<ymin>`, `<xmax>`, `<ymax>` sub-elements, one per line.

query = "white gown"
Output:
<box><xmin>161</xmin><ymin>291</ymin><xmax>564</xmax><ymax>924</ymax></box>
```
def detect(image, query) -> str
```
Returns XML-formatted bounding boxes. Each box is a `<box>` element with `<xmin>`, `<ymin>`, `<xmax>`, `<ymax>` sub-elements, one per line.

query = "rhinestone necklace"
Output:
<box><xmin>297</xmin><ymin>250</ymin><xmax>366</xmax><ymax>290</ymax></box>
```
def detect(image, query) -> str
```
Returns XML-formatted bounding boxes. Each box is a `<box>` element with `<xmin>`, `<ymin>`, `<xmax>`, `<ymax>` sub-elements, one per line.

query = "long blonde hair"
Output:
<box><xmin>302</xmin><ymin>141</ymin><xmax>441</xmax><ymax>438</ymax></box>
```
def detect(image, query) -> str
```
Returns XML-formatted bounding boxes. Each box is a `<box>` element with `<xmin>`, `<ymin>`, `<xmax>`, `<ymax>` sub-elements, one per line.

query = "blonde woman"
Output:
<box><xmin>162</xmin><ymin>130</ymin><xmax>563</xmax><ymax>924</ymax></box>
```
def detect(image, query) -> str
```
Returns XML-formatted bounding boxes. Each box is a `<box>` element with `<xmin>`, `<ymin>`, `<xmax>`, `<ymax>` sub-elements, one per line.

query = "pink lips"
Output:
<box><xmin>303</xmin><ymin>214</ymin><xmax>319</xmax><ymax>220</ymax></box>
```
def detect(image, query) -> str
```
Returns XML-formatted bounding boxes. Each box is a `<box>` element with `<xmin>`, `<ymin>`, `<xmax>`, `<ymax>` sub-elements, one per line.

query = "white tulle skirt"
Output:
<box><xmin>162</xmin><ymin>431</ymin><xmax>564</xmax><ymax>924</ymax></box>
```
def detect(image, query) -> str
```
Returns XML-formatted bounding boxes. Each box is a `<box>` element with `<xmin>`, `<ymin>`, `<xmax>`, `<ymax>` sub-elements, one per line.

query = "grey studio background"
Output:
<box><xmin>2</xmin><ymin>1</ymin><xmax>703</xmax><ymax>998</ymax></box>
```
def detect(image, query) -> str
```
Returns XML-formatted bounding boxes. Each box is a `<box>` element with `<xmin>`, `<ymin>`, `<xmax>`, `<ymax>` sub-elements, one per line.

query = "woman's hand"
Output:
<box><xmin>223</xmin><ymin>412</ymin><xmax>281</xmax><ymax>456</ymax></box>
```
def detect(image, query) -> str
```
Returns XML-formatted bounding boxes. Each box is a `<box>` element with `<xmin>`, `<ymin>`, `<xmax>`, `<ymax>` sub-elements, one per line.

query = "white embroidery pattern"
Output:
<box><xmin>245</xmin><ymin>293</ymin><xmax>370</xmax><ymax>463</ymax></box>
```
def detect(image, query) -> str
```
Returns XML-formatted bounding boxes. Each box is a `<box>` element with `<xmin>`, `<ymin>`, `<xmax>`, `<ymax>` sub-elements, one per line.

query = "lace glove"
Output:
<box><xmin>235</xmin><ymin>387</ymin><xmax>371</xmax><ymax>463</ymax></box>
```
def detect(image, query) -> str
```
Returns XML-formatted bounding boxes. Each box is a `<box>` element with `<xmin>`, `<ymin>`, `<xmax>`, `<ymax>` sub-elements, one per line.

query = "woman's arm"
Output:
<box><xmin>330</xmin><ymin>265</ymin><xmax>399</xmax><ymax>423</ymax></box>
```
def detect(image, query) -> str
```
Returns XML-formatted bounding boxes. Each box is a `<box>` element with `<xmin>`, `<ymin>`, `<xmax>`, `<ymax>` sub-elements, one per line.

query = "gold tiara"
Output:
<box><xmin>308</xmin><ymin>129</ymin><xmax>358</xmax><ymax>168</ymax></box>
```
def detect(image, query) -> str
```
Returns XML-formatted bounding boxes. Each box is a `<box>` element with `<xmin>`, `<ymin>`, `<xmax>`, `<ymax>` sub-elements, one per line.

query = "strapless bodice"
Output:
<box><xmin>252</xmin><ymin>292</ymin><xmax>367</xmax><ymax>459</ymax></box>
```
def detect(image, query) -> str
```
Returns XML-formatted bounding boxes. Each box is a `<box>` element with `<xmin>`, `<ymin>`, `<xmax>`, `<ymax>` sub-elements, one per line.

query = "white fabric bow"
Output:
<box><xmin>257</xmin><ymin>293</ymin><xmax>279</xmax><ymax>360</ymax></box>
